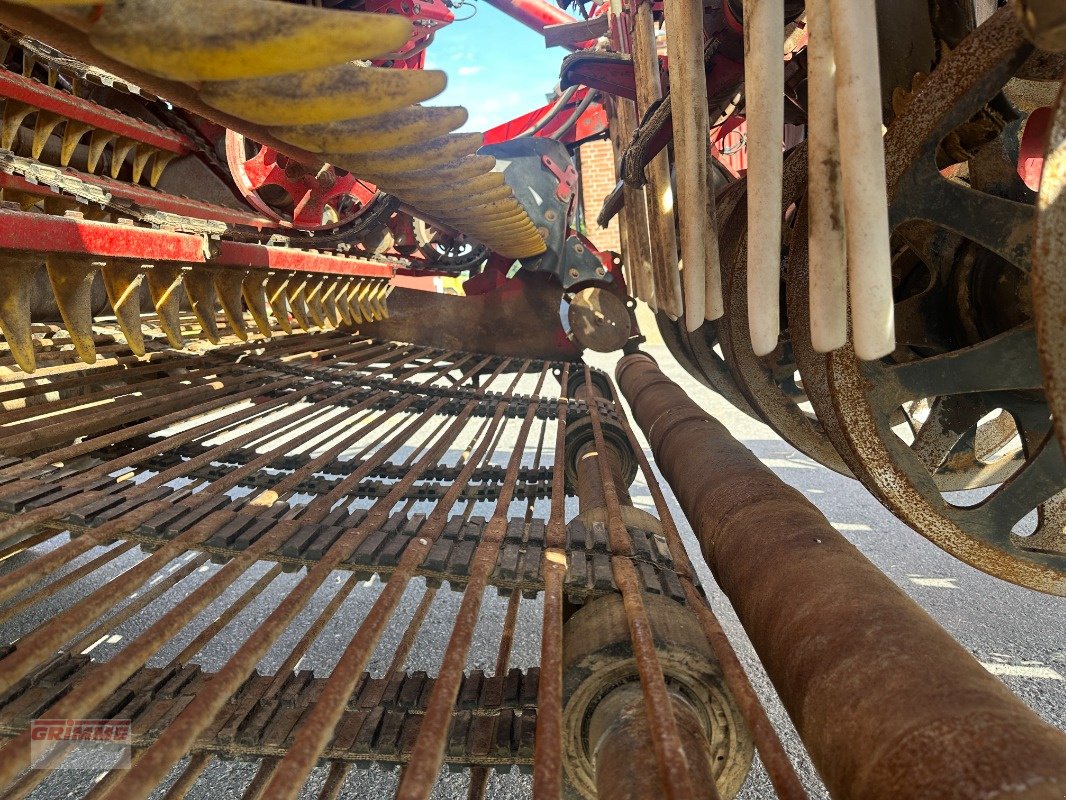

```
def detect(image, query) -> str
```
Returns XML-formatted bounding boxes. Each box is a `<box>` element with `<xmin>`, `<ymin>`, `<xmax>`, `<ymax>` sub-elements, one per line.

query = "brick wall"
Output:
<box><xmin>577</xmin><ymin>138</ymin><xmax>621</xmax><ymax>254</ymax></box>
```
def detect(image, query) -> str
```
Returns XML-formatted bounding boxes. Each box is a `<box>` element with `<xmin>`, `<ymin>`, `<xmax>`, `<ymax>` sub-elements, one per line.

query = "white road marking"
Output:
<box><xmin>981</xmin><ymin>662</ymin><xmax>1063</xmax><ymax>681</ymax></box>
<box><xmin>907</xmin><ymin>575</ymin><xmax>958</xmax><ymax>589</ymax></box>
<box><xmin>831</xmin><ymin>522</ymin><xmax>872</xmax><ymax>532</ymax></box>
<box><xmin>760</xmin><ymin>458</ymin><xmax>817</xmax><ymax>470</ymax></box>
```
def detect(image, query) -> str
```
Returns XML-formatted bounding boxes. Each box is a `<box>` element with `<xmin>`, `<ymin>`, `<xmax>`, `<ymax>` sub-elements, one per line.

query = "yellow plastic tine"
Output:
<box><xmin>86</xmin><ymin>129</ymin><xmax>115</xmax><ymax>174</ymax></box>
<box><xmin>242</xmin><ymin>272</ymin><xmax>273</xmax><ymax>337</ymax></box>
<box><xmin>274</xmin><ymin>106</ymin><xmax>468</xmax><ymax>155</ymax></box>
<box><xmin>368</xmin><ymin>155</ymin><xmax>496</xmax><ymax>188</ymax></box>
<box><xmin>31</xmin><ymin>112</ymin><xmax>64</xmax><ymax>160</ymax></box>
<box><xmin>214</xmin><ymin>270</ymin><xmax>249</xmax><ymax>340</ymax></box>
<box><xmin>145</xmin><ymin>264</ymin><xmax>185</xmax><ymax>348</ymax></box>
<box><xmin>182</xmin><ymin>268</ymin><xmax>221</xmax><ymax>344</ymax></box>
<box><xmin>387</xmin><ymin>171</ymin><xmax>507</xmax><ymax>200</ymax></box>
<box><xmin>327</xmin><ymin>132</ymin><xmax>484</xmax><ymax>177</ymax></box>
<box><xmin>100</xmin><ymin>262</ymin><xmax>146</xmax><ymax>356</ymax></box>
<box><xmin>0</xmin><ymin>255</ymin><xmax>40</xmax><ymax>373</ymax></box>
<box><xmin>87</xmin><ymin>0</ymin><xmax>412</xmax><ymax>82</ymax></box>
<box><xmin>404</xmin><ymin>188</ymin><xmax>517</xmax><ymax>212</ymax></box>
<box><xmin>264</xmin><ymin>275</ymin><xmax>293</xmax><ymax>334</ymax></box>
<box><xmin>201</xmin><ymin>64</ymin><xmax>445</xmax><ymax>127</ymax></box>
<box><xmin>44</xmin><ymin>254</ymin><xmax>99</xmax><ymax>364</ymax></box>
<box><xmin>320</xmin><ymin>280</ymin><xmax>344</xmax><ymax>327</ymax></box>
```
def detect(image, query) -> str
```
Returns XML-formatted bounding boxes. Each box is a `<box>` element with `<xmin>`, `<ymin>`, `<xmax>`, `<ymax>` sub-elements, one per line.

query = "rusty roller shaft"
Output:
<box><xmin>616</xmin><ymin>351</ymin><xmax>1066</xmax><ymax>800</ymax></box>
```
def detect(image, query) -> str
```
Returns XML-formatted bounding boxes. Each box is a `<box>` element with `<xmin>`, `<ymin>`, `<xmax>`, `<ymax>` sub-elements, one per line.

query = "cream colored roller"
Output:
<box><xmin>806</xmin><ymin>0</ymin><xmax>848</xmax><ymax>353</ymax></box>
<box><xmin>828</xmin><ymin>0</ymin><xmax>895</xmax><ymax>359</ymax></box>
<box><xmin>744</xmin><ymin>0</ymin><xmax>785</xmax><ymax>357</ymax></box>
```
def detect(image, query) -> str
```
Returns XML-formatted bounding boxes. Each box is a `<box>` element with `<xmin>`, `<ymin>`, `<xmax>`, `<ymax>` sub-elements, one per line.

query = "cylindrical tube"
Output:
<box><xmin>828</xmin><ymin>0</ymin><xmax>895</xmax><ymax>359</ymax></box>
<box><xmin>664</xmin><ymin>0</ymin><xmax>708</xmax><ymax>331</ymax></box>
<box><xmin>591</xmin><ymin>683</ymin><xmax>717</xmax><ymax>800</ymax></box>
<box><xmin>742</xmin><ymin>0</ymin><xmax>785</xmax><ymax>356</ymax></box>
<box><xmin>805</xmin><ymin>0</ymin><xmax>848</xmax><ymax>353</ymax></box>
<box><xmin>616</xmin><ymin>352</ymin><xmax>1066</xmax><ymax>800</ymax></box>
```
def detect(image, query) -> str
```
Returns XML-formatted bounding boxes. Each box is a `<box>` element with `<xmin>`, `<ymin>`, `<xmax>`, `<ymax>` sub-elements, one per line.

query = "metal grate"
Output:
<box><xmin>0</xmin><ymin>332</ymin><xmax>802</xmax><ymax>800</ymax></box>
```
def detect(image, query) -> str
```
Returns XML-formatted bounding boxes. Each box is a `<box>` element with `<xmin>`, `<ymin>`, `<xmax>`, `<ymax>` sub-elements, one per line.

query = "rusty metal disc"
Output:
<box><xmin>1033</xmin><ymin>76</ymin><xmax>1066</xmax><ymax>459</ymax></box>
<box><xmin>795</xmin><ymin>8</ymin><xmax>1066</xmax><ymax>594</ymax></box>
<box><xmin>567</xmin><ymin>287</ymin><xmax>631</xmax><ymax>353</ymax></box>
<box><xmin>714</xmin><ymin>145</ymin><xmax>854</xmax><ymax>476</ymax></box>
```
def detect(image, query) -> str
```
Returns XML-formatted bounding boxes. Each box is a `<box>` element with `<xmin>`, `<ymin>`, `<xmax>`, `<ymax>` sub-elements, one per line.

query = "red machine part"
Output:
<box><xmin>482</xmin><ymin>87</ymin><xmax>608</xmax><ymax>145</ymax></box>
<box><xmin>364</xmin><ymin>0</ymin><xmax>455</xmax><ymax>70</ymax></box>
<box><xmin>0</xmin><ymin>207</ymin><xmax>397</xmax><ymax>278</ymax></box>
<box><xmin>225</xmin><ymin>131</ymin><xmax>379</xmax><ymax>231</ymax></box>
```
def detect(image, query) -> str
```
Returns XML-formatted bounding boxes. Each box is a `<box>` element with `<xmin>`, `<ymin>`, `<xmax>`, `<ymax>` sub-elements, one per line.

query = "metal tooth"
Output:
<box><xmin>242</xmin><ymin>272</ymin><xmax>273</xmax><ymax>337</ymax></box>
<box><xmin>21</xmin><ymin>53</ymin><xmax>35</xmax><ymax>79</ymax></box>
<box><xmin>284</xmin><ymin>278</ymin><xmax>314</xmax><ymax>332</ymax></box>
<box><xmin>59</xmin><ymin>121</ymin><xmax>93</xmax><ymax>167</ymax></box>
<box><xmin>86</xmin><ymin>130</ymin><xmax>116</xmax><ymax>174</ymax></box>
<box><xmin>214</xmin><ymin>270</ymin><xmax>249</xmax><ymax>340</ymax></box>
<box><xmin>46</xmin><ymin>66</ymin><xmax>58</xmax><ymax>88</ymax></box>
<box><xmin>0</xmin><ymin>102</ymin><xmax>33</xmax><ymax>152</ymax></box>
<box><xmin>272</xmin><ymin>106</ymin><xmax>468</xmax><ymax>155</ymax></box>
<box><xmin>110</xmin><ymin>137</ymin><xmax>137</xmax><ymax>179</ymax></box>
<box><xmin>200</xmin><ymin>63</ymin><xmax>446</xmax><ymax>127</ymax></box>
<box><xmin>0</xmin><ymin>255</ymin><xmax>40</xmax><ymax>373</ymax></box>
<box><xmin>31</xmin><ymin>112</ymin><xmax>64</xmax><ymax>160</ymax></box>
<box><xmin>44</xmin><ymin>254</ymin><xmax>100</xmax><ymax>364</ymax></box>
<box><xmin>327</xmin><ymin>132</ymin><xmax>484</xmax><ymax>177</ymax></box>
<box><xmin>320</xmin><ymin>280</ymin><xmax>343</xmax><ymax>328</ymax></box>
<box><xmin>303</xmin><ymin>277</ymin><xmax>330</xmax><ymax>329</ymax></box>
<box><xmin>86</xmin><ymin>0</ymin><xmax>414</xmax><ymax>83</ymax></box>
<box><xmin>183</xmin><ymin>268</ymin><xmax>221</xmax><ymax>344</ymax></box>
<box><xmin>264</xmin><ymin>275</ymin><xmax>293</xmax><ymax>334</ymax></box>
<box><xmin>145</xmin><ymin>264</ymin><xmax>186</xmax><ymax>348</ymax></box>
<box><xmin>130</xmin><ymin>144</ymin><xmax>155</xmax><ymax>184</ymax></box>
<box><xmin>100</xmin><ymin>261</ymin><xmax>146</xmax><ymax>356</ymax></box>
<box><xmin>342</xmin><ymin>280</ymin><xmax>364</xmax><ymax>324</ymax></box>
<box><xmin>149</xmin><ymin>151</ymin><xmax>180</xmax><ymax>187</ymax></box>
<box><xmin>355</xmin><ymin>280</ymin><xmax>374</xmax><ymax>322</ymax></box>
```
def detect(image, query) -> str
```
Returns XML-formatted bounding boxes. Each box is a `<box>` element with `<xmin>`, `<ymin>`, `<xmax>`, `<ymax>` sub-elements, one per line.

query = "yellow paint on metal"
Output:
<box><xmin>145</xmin><ymin>264</ymin><xmax>185</xmax><ymax>348</ymax></box>
<box><xmin>87</xmin><ymin>0</ymin><xmax>412</xmax><ymax>82</ymax></box>
<box><xmin>202</xmin><ymin>65</ymin><xmax>445</xmax><ymax>127</ymax></box>
<box><xmin>265</xmin><ymin>275</ymin><xmax>293</xmax><ymax>334</ymax></box>
<box><xmin>0</xmin><ymin>256</ymin><xmax>39</xmax><ymax>373</ymax></box>
<box><xmin>183</xmin><ymin>268</ymin><xmax>221</xmax><ymax>344</ymax></box>
<box><xmin>285</xmin><ymin>278</ymin><xmax>314</xmax><ymax>332</ymax></box>
<box><xmin>214</xmin><ymin>270</ymin><xmax>249</xmax><ymax>340</ymax></box>
<box><xmin>274</xmin><ymin>106</ymin><xmax>467</xmax><ymax>155</ymax></box>
<box><xmin>242</xmin><ymin>273</ymin><xmax>274</xmax><ymax>337</ymax></box>
<box><xmin>45</xmin><ymin>254</ymin><xmax>99</xmax><ymax>364</ymax></box>
<box><xmin>303</xmin><ymin>278</ymin><xmax>330</xmax><ymax>329</ymax></box>
<box><xmin>101</xmin><ymin>262</ymin><xmax>146</xmax><ymax>356</ymax></box>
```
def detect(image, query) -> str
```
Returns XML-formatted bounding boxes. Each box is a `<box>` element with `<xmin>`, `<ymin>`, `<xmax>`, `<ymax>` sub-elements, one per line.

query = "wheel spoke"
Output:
<box><xmin>970</xmin><ymin>433</ymin><xmax>1066</xmax><ymax>532</ymax></box>
<box><xmin>885</xmin><ymin>325</ymin><xmax>1041</xmax><ymax>403</ymax></box>
<box><xmin>910</xmin><ymin>395</ymin><xmax>984</xmax><ymax>472</ymax></box>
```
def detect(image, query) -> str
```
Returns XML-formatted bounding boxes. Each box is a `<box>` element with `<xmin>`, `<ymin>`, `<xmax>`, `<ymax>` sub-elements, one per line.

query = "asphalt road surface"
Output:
<box><xmin>6</xmin><ymin>344</ymin><xmax>1064</xmax><ymax>799</ymax></box>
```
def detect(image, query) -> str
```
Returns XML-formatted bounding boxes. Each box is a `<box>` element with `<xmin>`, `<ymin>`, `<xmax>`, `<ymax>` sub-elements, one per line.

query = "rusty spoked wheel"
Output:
<box><xmin>714</xmin><ymin>144</ymin><xmax>853</xmax><ymax>475</ymax></box>
<box><xmin>413</xmin><ymin>218</ymin><xmax>489</xmax><ymax>272</ymax></box>
<box><xmin>1033</xmin><ymin>76</ymin><xmax>1066</xmax><ymax>460</ymax></box>
<box><xmin>796</xmin><ymin>8</ymin><xmax>1066</xmax><ymax>593</ymax></box>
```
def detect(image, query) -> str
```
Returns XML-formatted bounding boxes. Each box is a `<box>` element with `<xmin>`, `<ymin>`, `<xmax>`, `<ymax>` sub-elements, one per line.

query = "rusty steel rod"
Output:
<box><xmin>617</xmin><ymin>351</ymin><xmax>1066</xmax><ymax>800</ymax></box>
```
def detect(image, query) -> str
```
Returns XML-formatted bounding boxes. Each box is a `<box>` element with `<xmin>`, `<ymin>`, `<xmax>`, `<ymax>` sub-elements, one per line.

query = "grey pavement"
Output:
<box><xmin>5</xmin><ymin>343</ymin><xmax>1064</xmax><ymax>800</ymax></box>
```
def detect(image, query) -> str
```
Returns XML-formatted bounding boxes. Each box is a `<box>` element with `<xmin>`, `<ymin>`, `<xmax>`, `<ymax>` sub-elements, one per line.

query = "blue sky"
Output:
<box><xmin>424</xmin><ymin>4</ymin><xmax>572</xmax><ymax>132</ymax></box>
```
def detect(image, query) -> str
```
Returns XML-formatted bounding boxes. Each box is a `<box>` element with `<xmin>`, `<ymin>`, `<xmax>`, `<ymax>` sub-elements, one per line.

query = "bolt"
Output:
<box><xmin>574</xmin><ymin>243</ymin><xmax>585</xmax><ymax>254</ymax></box>
<box><xmin>545</xmin><ymin>209</ymin><xmax>557</xmax><ymax>222</ymax></box>
<box><xmin>538</xmin><ymin>227</ymin><xmax>549</xmax><ymax>239</ymax></box>
<box><xmin>596</xmin><ymin>267</ymin><xmax>606</xmax><ymax>276</ymax></box>
<box><xmin>569</xmin><ymin>268</ymin><xmax>581</xmax><ymax>279</ymax></box>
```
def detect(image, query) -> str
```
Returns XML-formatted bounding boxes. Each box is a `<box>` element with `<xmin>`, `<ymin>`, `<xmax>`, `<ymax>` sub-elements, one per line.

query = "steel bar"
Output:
<box><xmin>617</xmin><ymin>351</ymin><xmax>1066</xmax><ymax>800</ymax></box>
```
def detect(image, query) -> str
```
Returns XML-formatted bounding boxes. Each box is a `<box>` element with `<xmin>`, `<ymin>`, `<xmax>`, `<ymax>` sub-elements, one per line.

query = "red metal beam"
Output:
<box><xmin>0</xmin><ymin>69</ymin><xmax>194</xmax><ymax>154</ymax></box>
<box><xmin>0</xmin><ymin>208</ymin><xmax>397</xmax><ymax>278</ymax></box>
<box><xmin>481</xmin><ymin>0</ymin><xmax>594</xmax><ymax>50</ymax></box>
